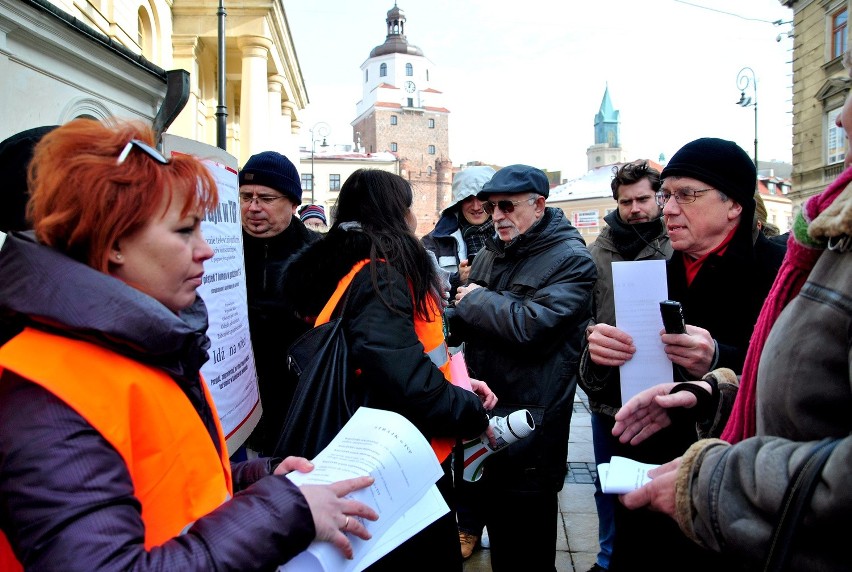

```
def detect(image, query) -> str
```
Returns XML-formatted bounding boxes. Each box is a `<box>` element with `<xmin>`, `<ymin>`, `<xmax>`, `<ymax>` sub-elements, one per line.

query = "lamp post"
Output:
<box><xmin>736</xmin><ymin>67</ymin><xmax>758</xmax><ymax>169</ymax></box>
<box><xmin>309</xmin><ymin>122</ymin><xmax>330</xmax><ymax>205</ymax></box>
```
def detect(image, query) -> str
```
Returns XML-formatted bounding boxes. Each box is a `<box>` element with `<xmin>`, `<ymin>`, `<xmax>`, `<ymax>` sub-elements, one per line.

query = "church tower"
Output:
<box><xmin>352</xmin><ymin>3</ymin><xmax>451</xmax><ymax>234</ymax></box>
<box><xmin>586</xmin><ymin>85</ymin><xmax>627</xmax><ymax>170</ymax></box>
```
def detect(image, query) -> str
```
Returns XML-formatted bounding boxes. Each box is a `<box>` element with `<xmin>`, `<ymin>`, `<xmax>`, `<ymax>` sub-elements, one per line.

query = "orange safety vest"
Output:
<box><xmin>0</xmin><ymin>327</ymin><xmax>233</xmax><ymax>569</ymax></box>
<box><xmin>318</xmin><ymin>260</ymin><xmax>455</xmax><ymax>462</ymax></box>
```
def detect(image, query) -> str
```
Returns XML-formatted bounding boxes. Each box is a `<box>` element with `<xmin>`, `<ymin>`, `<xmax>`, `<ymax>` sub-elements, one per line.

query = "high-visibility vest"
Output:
<box><xmin>318</xmin><ymin>260</ymin><xmax>455</xmax><ymax>462</ymax></box>
<box><xmin>0</xmin><ymin>327</ymin><xmax>233</xmax><ymax>569</ymax></box>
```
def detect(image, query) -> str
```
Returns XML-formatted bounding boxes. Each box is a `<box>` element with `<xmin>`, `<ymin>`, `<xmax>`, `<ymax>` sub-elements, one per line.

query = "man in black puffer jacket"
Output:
<box><xmin>449</xmin><ymin>164</ymin><xmax>597</xmax><ymax>572</ymax></box>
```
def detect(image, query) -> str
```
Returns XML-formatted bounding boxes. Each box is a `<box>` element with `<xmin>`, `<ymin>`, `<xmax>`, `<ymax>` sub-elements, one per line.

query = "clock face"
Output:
<box><xmin>405</xmin><ymin>81</ymin><xmax>416</xmax><ymax>93</ymax></box>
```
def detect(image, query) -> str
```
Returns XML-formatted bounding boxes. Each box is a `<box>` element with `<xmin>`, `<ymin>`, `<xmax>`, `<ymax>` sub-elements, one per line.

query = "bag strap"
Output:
<box><xmin>315</xmin><ymin>259</ymin><xmax>371</xmax><ymax>326</ymax></box>
<box><xmin>763</xmin><ymin>437</ymin><xmax>840</xmax><ymax>572</ymax></box>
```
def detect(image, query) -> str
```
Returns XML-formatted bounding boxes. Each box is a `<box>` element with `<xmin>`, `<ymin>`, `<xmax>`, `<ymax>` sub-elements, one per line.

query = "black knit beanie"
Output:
<box><xmin>661</xmin><ymin>138</ymin><xmax>756</xmax><ymax>212</ymax></box>
<box><xmin>239</xmin><ymin>151</ymin><xmax>303</xmax><ymax>205</ymax></box>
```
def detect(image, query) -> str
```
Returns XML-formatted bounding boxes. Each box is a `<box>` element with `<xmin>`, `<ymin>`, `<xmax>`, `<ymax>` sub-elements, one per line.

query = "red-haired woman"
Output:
<box><xmin>0</xmin><ymin>119</ymin><xmax>376</xmax><ymax>570</ymax></box>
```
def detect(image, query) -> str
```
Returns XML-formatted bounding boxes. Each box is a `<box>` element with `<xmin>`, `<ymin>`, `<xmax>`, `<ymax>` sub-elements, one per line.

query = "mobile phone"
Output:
<box><xmin>659</xmin><ymin>300</ymin><xmax>686</xmax><ymax>334</ymax></box>
<box><xmin>466</xmin><ymin>252</ymin><xmax>475</xmax><ymax>264</ymax></box>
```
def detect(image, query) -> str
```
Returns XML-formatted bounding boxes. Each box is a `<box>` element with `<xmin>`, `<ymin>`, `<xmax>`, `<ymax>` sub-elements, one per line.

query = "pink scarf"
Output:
<box><xmin>721</xmin><ymin>165</ymin><xmax>852</xmax><ymax>443</ymax></box>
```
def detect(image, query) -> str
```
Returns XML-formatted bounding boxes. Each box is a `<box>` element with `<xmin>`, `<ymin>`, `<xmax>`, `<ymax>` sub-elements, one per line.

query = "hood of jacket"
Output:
<box><xmin>446</xmin><ymin>165</ymin><xmax>496</xmax><ymax>212</ymax></box>
<box><xmin>0</xmin><ymin>231</ymin><xmax>211</xmax><ymax>379</ymax></box>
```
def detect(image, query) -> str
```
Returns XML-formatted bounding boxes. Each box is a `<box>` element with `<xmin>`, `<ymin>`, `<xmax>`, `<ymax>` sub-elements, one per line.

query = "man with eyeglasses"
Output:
<box><xmin>578</xmin><ymin>160</ymin><xmax>672</xmax><ymax>572</ymax></box>
<box><xmin>584</xmin><ymin>138</ymin><xmax>785</xmax><ymax>572</ymax></box>
<box><xmin>239</xmin><ymin>151</ymin><xmax>320</xmax><ymax>457</ymax></box>
<box><xmin>449</xmin><ymin>164</ymin><xmax>597</xmax><ymax>572</ymax></box>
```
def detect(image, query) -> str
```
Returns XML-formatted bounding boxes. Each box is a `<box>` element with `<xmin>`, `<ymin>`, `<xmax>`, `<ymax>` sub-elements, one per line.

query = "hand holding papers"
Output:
<box><xmin>612</xmin><ymin>260</ymin><xmax>673</xmax><ymax>403</ymax></box>
<box><xmin>598</xmin><ymin>456</ymin><xmax>660</xmax><ymax>494</ymax></box>
<box><xmin>281</xmin><ymin>407</ymin><xmax>448</xmax><ymax>572</ymax></box>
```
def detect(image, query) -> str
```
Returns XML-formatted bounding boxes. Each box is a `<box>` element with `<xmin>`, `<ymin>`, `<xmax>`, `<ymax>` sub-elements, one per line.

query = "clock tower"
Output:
<box><xmin>352</xmin><ymin>3</ymin><xmax>451</xmax><ymax>234</ymax></box>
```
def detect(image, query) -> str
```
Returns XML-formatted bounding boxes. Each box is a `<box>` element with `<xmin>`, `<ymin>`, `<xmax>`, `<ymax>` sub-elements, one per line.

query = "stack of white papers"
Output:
<box><xmin>597</xmin><ymin>456</ymin><xmax>660</xmax><ymax>494</ymax></box>
<box><xmin>280</xmin><ymin>407</ymin><xmax>448</xmax><ymax>572</ymax></box>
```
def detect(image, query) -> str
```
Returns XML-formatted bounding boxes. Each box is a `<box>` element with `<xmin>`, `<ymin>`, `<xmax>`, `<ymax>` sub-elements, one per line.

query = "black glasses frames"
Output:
<box><xmin>116</xmin><ymin>139</ymin><xmax>169</xmax><ymax>165</ymax></box>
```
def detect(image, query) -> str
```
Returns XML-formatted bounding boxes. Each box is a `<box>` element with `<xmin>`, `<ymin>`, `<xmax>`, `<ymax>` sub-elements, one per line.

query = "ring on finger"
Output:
<box><xmin>342</xmin><ymin>515</ymin><xmax>350</xmax><ymax>530</ymax></box>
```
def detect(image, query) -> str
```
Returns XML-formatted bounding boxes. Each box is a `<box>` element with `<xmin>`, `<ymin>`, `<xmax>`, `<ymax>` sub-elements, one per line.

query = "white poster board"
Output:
<box><xmin>163</xmin><ymin>134</ymin><xmax>260</xmax><ymax>455</ymax></box>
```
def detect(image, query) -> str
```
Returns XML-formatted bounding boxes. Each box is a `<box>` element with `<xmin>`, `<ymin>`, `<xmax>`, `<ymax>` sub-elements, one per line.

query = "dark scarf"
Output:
<box><xmin>459</xmin><ymin>216</ymin><xmax>493</xmax><ymax>257</ymax></box>
<box><xmin>603</xmin><ymin>209</ymin><xmax>666</xmax><ymax>260</ymax></box>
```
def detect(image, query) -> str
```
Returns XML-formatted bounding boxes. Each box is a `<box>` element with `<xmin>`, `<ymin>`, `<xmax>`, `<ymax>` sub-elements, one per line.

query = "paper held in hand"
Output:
<box><xmin>612</xmin><ymin>260</ymin><xmax>673</xmax><ymax>403</ymax></box>
<box><xmin>597</xmin><ymin>456</ymin><xmax>660</xmax><ymax>494</ymax></box>
<box><xmin>279</xmin><ymin>407</ymin><xmax>448</xmax><ymax>572</ymax></box>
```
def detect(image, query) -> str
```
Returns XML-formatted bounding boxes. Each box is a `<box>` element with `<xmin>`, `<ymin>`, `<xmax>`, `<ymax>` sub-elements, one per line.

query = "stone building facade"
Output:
<box><xmin>782</xmin><ymin>0</ymin><xmax>850</xmax><ymax>204</ymax></box>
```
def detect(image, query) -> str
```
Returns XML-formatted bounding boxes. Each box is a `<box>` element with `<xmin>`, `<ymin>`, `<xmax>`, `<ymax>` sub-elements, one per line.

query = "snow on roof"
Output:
<box><xmin>547</xmin><ymin>164</ymin><xmax>617</xmax><ymax>202</ymax></box>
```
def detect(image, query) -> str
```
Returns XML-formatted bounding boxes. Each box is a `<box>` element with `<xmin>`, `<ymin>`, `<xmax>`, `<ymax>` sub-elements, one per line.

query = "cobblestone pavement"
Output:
<box><xmin>463</xmin><ymin>389</ymin><xmax>600</xmax><ymax>572</ymax></box>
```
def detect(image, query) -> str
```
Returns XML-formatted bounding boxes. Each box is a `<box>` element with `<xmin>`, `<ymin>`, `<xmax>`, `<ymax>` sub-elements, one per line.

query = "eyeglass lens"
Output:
<box><xmin>483</xmin><ymin>200</ymin><xmax>517</xmax><ymax>214</ymax></box>
<box><xmin>239</xmin><ymin>193</ymin><xmax>283</xmax><ymax>205</ymax></box>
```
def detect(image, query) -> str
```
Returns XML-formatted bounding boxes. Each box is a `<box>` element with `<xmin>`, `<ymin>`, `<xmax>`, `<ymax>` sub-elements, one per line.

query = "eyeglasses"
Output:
<box><xmin>655</xmin><ymin>188</ymin><xmax>714</xmax><ymax>207</ymax></box>
<box><xmin>239</xmin><ymin>192</ymin><xmax>287</xmax><ymax>206</ymax></box>
<box><xmin>482</xmin><ymin>196</ymin><xmax>536</xmax><ymax>215</ymax></box>
<box><xmin>116</xmin><ymin>139</ymin><xmax>169</xmax><ymax>165</ymax></box>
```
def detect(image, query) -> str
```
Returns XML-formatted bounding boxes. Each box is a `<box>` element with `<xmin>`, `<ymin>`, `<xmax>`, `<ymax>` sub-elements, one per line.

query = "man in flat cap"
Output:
<box><xmin>449</xmin><ymin>164</ymin><xmax>597</xmax><ymax>571</ymax></box>
<box><xmin>583</xmin><ymin>138</ymin><xmax>785</xmax><ymax>571</ymax></box>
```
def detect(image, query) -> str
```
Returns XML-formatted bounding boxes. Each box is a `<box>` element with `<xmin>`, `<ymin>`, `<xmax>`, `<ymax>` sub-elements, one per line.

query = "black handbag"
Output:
<box><xmin>763</xmin><ymin>437</ymin><xmax>840</xmax><ymax>572</ymax></box>
<box><xmin>273</xmin><ymin>287</ymin><xmax>355</xmax><ymax>460</ymax></box>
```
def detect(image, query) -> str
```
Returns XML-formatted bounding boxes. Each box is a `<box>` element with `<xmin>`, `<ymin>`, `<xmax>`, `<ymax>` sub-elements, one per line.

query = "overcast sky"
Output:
<box><xmin>285</xmin><ymin>0</ymin><xmax>794</xmax><ymax>179</ymax></box>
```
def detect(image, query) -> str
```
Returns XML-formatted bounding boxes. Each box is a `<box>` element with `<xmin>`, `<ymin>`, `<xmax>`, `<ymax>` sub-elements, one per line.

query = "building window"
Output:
<box><xmin>390</xmin><ymin>142</ymin><xmax>398</xmax><ymax>152</ymax></box>
<box><xmin>407</xmin><ymin>98</ymin><xmax>414</xmax><ymax>107</ymax></box>
<box><xmin>137</xmin><ymin>7</ymin><xmax>153</xmax><ymax>59</ymax></box>
<box><xmin>428</xmin><ymin>118</ymin><xmax>435</xmax><ymax>129</ymax></box>
<box><xmin>428</xmin><ymin>145</ymin><xmax>436</xmax><ymax>155</ymax></box>
<box><xmin>301</xmin><ymin>173</ymin><xmax>313</xmax><ymax>191</ymax></box>
<box><xmin>390</xmin><ymin>115</ymin><xmax>398</xmax><ymax>125</ymax></box>
<box><xmin>426</xmin><ymin>69</ymin><xmax>430</xmax><ymax>81</ymax></box>
<box><xmin>828</xmin><ymin>107</ymin><xmax>847</xmax><ymax>164</ymax></box>
<box><xmin>365</xmin><ymin>69</ymin><xmax>368</xmax><ymax>82</ymax></box>
<box><xmin>329</xmin><ymin>174</ymin><xmax>341</xmax><ymax>191</ymax></box>
<box><xmin>406</xmin><ymin>63</ymin><xmax>413</xmax><ymax>76</ymax></box>
<box><xmin>380</xmin><ymin>63</ymin><xmax>387</xmax><ymax>77</ymax></box>
<box><xmin>832</xmin><ymin>7</ymin><xmax>848</xmax><ymax>59</ymax></box>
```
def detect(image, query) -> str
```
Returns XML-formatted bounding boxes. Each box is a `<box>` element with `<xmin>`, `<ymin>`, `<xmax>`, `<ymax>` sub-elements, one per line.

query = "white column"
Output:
<box><xmin>282</xmin><ymin>101</ymin><xmax>300</xmax><ymax>162</ymax></box>
<box><xmin>238</xmin><ymin>36</ymin><xmax>273</xmax><ymax>165</ymax></box>
<box><xmin>267</xmin><ymin>75</ymin><xmax>287</xmax><ymax>156</ymax></box>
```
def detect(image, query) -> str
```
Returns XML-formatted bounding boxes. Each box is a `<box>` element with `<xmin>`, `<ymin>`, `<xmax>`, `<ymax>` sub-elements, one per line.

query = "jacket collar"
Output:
<box><xmin>0</xmin><ymin>232</ymin><xmax>210</xmax><ymax>379</ymax></box>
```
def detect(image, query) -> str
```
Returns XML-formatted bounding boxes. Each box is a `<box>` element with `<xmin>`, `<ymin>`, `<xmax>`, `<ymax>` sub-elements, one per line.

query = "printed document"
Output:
<box><xmin>280</xmin><ymin>407</ymin><xmax>447</xmax><ymax>572</ymax></box>
<box><xmin>598</xmin><ymin>456</ymin><xmax>660</xmax><ymax>494</ymax></box>
<box><xmin>612</xmin><ymin>260</ymin><xmax>673</xmax><ymax>403</ymax></box>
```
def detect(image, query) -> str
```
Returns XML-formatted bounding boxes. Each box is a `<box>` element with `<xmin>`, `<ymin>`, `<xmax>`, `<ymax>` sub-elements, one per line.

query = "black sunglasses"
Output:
<box><xmin>116</xmin><ymin>139</ymin><xmax>169</xmax><ymax>165</ymax></box>
<box><xmin>482</xmin><ymin>196</ymin><xmax>536</xmax><ymax>215</ymax></box>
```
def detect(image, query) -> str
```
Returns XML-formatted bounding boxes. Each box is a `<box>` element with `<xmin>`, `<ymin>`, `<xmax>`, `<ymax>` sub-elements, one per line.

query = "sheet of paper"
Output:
<box><xmin>612</xmin><ymin>260</ymin><xmax>673</xmax><ymax>403</ymax></box>
<box><xmin>598</xmin><ymin>456</ymin><xmax>660</xmax><ymax>494</ymax></box>
<box><xmin>357</xmin><ymin>485</ymin><xmax>448</xmax><ymax>570</ymax></box>
<box><xmin>280</xmin><ymin>407</ymin><xmax>445</xmax><ymax>572</ymax></box>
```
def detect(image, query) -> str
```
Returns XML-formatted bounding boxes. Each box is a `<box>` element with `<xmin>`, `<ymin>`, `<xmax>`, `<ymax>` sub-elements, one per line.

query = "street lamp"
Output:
<box><xmin>736</xmin><ymin>67</ymin><xmax>758</xmax><ymax>169</ymax></box>
<box><xmin>309</xmin><ymin>122</ymin><xmax>330</xmax><ymax>205</ymax></box>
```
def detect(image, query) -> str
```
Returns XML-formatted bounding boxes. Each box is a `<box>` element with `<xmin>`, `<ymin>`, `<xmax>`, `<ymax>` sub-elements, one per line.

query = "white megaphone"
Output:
<box><xmin>461</xmin><ymin>409</ymin><xmax>535</xmax><ymax>482</ymax></box>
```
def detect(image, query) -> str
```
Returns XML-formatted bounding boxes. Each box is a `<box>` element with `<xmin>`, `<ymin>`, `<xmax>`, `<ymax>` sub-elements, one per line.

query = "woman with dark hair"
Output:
<box><xmin>280</xmin><ymin>169</ymin><xmax>495</xmax><ymax>570</ymax></box>
<box><xmin>0</xmin><ymin>119</ymin><xmax>377</xmax><ymax>571</ymax></box>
